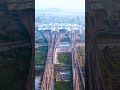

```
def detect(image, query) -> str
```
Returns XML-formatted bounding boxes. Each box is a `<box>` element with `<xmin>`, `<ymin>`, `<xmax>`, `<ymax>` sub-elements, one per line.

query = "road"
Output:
<box><xmin>72</xmin><ymin>32</ymin><xmax>85</xmax><ymax>90</ymax></box>
<box><xmin>41</xmin><ymin>47</ymin><xmax>54</xmax><ymax>90</ymax></box>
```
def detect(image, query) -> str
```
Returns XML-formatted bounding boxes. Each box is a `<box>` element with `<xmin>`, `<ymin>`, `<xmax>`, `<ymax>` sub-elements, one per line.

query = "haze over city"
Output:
<box><xmin>35</xmin><ymin>0</ymin><xmax>85</xmax><ymax>11</ymax></box>
<box><xmin>35</xmin><ymin>0</ymin><xmax>85</xmax><ymax>16</ymax></box>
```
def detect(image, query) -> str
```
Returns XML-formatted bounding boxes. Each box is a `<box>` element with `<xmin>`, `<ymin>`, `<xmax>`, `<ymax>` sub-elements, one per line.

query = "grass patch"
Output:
<box><xmin>57</xmin><ymin>53</ymin><xmax>72</xmax><ymax>65</ymax></box>
<box><xmin>35</xmin><ymin>46</ymin><xmax>48</xmax><ymax>65</ymax></box>
<box><xmin>55</xmin><ymin>81</ymin><xmax>73</xmax><ymax>90</ymax></box>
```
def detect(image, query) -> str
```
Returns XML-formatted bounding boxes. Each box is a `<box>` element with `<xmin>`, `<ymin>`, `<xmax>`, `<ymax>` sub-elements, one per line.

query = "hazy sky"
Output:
<box><xmin>35</xmin><ymin>0</ymin><xmax>85</xmax><ymax>12</ymax></box>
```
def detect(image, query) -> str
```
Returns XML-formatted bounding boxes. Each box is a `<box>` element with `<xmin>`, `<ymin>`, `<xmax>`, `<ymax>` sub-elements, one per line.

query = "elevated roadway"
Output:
<box><xmin>41</xmin><ymin>30</ymin><xmax>85</xmax><ymax>90</ymax></box>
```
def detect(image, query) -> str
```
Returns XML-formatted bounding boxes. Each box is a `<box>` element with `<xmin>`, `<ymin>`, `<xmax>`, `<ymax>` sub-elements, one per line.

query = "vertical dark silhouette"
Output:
<box><xmin>0</xmin><ymin>0</ymin><xmax>35</xmax><ymax>90</ymax></box>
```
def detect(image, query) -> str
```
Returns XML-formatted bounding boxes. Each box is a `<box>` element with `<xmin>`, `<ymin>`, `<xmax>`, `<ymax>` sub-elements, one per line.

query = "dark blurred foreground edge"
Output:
<box><xmin>85</xmin><ymin>0</ymin><xmax>120</xmax><ymax>90</ymax></box>
<box><xmin>0</xmin><ymin>0</ymin><xmax>35</xmax><ymax>90</ymax></box>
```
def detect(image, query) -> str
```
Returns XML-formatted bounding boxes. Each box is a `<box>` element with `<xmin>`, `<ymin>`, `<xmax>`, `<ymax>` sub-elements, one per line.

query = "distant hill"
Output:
<box><xmin>35</xmin><ymin>8</ymin><xmax>84</xmax><ymax>17</ymax></box>
<box><xmin>38</xmin><ymin>8</ymin><xmax>62</xmax><ymax>12</ymax></box>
